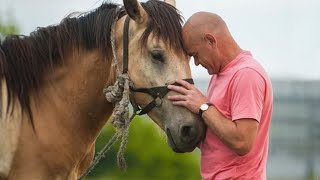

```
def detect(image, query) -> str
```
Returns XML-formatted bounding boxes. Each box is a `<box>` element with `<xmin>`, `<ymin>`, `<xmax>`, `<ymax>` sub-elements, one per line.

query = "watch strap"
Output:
<box><xmin>198</xmin><ymin>103</ymin><xmax>212</xmax><ymax>118</ymax></box>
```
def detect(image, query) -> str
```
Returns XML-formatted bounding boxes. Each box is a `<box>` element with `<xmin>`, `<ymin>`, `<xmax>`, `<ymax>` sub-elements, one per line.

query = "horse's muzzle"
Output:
<box><xmin>165</xmin><ymin>123</ymin><xmax>202</xmax><ymax>153</ymax></box>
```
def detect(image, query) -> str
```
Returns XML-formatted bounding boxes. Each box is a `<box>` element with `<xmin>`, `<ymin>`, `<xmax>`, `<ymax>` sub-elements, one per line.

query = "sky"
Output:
<box><xmin>0</xmin><ymin>0</ymin><xmax>320</xmax><ymax>80</ymax></box>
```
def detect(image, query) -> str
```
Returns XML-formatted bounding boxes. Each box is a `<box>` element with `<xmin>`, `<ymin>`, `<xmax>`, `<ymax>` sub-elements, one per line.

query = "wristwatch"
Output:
<box><xmin>198</xmin><ymin>103</ymin><xmax>212</xmax><ymax>118</ymax></box>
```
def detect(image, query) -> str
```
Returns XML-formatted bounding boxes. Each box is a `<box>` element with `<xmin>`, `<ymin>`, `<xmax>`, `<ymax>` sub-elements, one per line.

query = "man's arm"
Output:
<box><xmin>167</xmin><ymin>79</ymin><xmax>258</xmax><ymax>155</ymax></box>
<box><xmin>168</xmin><ymin>69</ymin><xmax>265</xmax><ymax>156</ymax></box>
<box><xmin>201</xmin><ymin>107</ymin><xmax>258</xmax><ymax>155</ymax></box>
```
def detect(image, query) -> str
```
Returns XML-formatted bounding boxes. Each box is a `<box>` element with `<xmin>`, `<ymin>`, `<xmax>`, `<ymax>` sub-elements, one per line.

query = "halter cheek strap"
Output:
<box><xmin>122</xmin><ymin>16</ymin><xmax>130</xmax><ymax>74</ymax></box>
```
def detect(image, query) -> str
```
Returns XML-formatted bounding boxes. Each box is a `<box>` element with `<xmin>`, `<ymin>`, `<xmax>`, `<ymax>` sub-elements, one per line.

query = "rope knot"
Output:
<box><xmin>102</xmin><ymin>73</ymin><xmax>134</xmax><ymax>171</ymax></box>
<box><xmin>104</xmin><ymin>74</ymin><xmax>128</xmax><ymax>103</ymax></box>
<box><xmin>104</xmin><ymin>73</ymin><xmax>131</xmax><ymax>130</ymax></box>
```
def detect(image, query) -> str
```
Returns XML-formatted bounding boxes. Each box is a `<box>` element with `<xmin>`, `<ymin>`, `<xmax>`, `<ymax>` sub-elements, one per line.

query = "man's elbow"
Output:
<box><xmin>233</xmin><ymin>141</ymin><xmax>253</xmax><ymax>156</ymax></box>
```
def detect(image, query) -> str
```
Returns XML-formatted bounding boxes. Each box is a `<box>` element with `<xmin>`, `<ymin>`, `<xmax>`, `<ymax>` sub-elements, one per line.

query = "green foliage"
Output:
<box><xmin>0</xmin><ymin>23</ymin><xmax>19</xmax><ymax>35</ymax></box>
<box><xmin>86</xmin><ymin>116</ymin><xmax>201</xmax><ymax>180</ymax></box>
<box><xmin>0</xmin><ymin>11</ymin><xmax>19</xmax><ymax>36</ymax></box>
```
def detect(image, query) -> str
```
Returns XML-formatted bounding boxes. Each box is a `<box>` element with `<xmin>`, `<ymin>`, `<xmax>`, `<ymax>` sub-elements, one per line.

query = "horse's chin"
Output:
<box><xmin>168</xmin><ymin>140</ymin><xmax>198</xmax><ymax>153</ymax></box>
<box><xmin>173</xmin><ymin>145</ymin><xmax>197</xmax><ymax>153</ymax></box>
<box><xmin>166</xmin><ymin>128</ymin><xmax>198</xmax><ymax>153</ymax></box>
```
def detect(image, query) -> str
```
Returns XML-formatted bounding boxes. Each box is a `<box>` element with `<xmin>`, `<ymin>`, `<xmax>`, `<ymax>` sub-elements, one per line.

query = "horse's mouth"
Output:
<box><xmin>166</xmin><ymin>128</ymin><xmax>183</xmax><ymax>153</ymax></box>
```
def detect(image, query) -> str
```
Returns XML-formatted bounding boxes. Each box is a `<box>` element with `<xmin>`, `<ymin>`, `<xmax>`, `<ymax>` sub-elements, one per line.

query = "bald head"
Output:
<box><xmin>182</xmin><ymin>12</ymin><xmax>242</xmax><ymax>74</ymax></box>
<box><xmin>183</xmin><ymin>12</ymin><xmax>229</xmax><ymax>42</ymax></box>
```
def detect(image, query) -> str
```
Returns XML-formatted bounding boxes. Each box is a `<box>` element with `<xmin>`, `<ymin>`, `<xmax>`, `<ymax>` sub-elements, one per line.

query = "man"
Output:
<box><xmin>167</xmin><ymin>12</ymin><xmax>273</xmax><ymax>180</ymax></box>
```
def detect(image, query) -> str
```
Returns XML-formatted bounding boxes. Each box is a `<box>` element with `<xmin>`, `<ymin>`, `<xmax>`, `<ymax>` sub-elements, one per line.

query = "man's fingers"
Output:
<box><xmin>167</xmin><ymin>85</ymin><xmax>189</xmax><ymax>94</ymax></box>
<box><xmin>172</xmin><ymin>101</ymin><xmax>186</xmax><ymax>107</ymax></box>
<box><xmin>175</xmin><ymin>79</ymin><xmax>194</xmax><ymax>90</ymax></box>
<box><xmin>167</xmin><ymin>95</ymin><xmax>187</xmax><ymax>101</ymax></box>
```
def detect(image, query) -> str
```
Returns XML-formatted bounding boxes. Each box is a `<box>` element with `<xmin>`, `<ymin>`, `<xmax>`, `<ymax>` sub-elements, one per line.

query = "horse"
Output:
<box><xmin>0</xmin><ymin>0</ymin><xmax>205</xmax><ymax>179</ymax></box>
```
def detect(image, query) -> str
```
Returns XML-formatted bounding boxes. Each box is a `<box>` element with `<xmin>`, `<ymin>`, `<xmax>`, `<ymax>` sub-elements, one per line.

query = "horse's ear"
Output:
<box><xmin>123</xmin><ymin>0</ymin><xmax>147</xmax><ymax>24</ymax></box>
<box><xmin>164</xmin><ymin>0</ymin><xmax>176</xmax><ymax>7</ymax></box>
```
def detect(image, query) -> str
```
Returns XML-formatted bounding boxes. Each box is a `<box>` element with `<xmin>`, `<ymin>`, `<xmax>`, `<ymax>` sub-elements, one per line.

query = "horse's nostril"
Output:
<box><xmin>181</xmin><ymin>125</ymin><xmax>192</xmax><ymax>137</ymax></box>
<box><xmin>180</xmin><ymin>125</ymin><xmax>196</xmax><ymax>143</ymax></box>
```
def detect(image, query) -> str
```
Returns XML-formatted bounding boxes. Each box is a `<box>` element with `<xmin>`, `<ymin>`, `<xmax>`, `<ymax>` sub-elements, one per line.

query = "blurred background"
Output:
<box><xmin>0</xmin><ymin>0</ymin><xmax>319</xmax><ymax>179</ymax></box>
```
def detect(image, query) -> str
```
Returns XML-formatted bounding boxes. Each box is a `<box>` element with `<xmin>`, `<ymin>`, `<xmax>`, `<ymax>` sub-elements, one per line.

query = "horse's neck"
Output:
<box><xmin>29</xmin><ymin>50</ymin><xmax>115</xmax><ymax>157</ymax></box>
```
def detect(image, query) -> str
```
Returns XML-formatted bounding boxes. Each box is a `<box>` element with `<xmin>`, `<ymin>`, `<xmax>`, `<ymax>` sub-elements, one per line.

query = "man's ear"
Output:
<box><xmin>205</xmin><ymin>34</ymin><xmax>217</xmax><ymax>47</ymax></box>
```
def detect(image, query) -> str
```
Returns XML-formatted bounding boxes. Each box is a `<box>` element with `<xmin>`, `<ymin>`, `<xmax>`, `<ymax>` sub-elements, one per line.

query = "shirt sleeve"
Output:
<box><xmin>230</xmin><ymin>68</ymin><xmax>266</xmax><ymax>122</ymax></box>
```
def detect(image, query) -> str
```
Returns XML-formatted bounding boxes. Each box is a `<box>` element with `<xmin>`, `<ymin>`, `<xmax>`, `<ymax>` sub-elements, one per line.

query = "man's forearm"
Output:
<box><xmin>201</xmin><ymin>106</ymin><xmax>257</xmax><ymax>156</ymax></box>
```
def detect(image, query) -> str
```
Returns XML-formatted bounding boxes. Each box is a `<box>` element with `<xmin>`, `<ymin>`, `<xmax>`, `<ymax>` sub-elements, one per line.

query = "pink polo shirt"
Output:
<box><xmin>200</xmin><ymin>51</ymin><xmax>273</xmax><ymax>180</ymax></box>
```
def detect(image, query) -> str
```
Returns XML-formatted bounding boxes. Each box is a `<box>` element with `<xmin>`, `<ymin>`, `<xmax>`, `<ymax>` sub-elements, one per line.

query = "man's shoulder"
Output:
<box><xmin>229</xmin><ymin>62</ymin><xmax>272</xmax><ymax>96</ymax></box>
<box><xmin>238</xmin><ymin>54</ymin><xmax>262</xmax><ymax>69</ymax></box>
<box><xmin>233</xmin><ymin>55</ymin><xmax>269</xmax><ymax>82</ymax></box>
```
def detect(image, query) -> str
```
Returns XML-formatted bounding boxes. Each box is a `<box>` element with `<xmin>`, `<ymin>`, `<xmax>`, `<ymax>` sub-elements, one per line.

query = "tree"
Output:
<box><xmin>0</xmin><ymin>10</ymin><xmax>19</xmax><ymax>36</ymax></box>
<box><xmin>0</xmin><ymin>22</ymin><xmax>19</xmax><ymax>36</ymax></box>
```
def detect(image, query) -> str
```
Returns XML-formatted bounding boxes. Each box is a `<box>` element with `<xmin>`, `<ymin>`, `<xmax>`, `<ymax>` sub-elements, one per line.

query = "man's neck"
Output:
<box><xmin>219</xmin><ymin>42</ymin><xmax>242</xmax><ymax>70</ymax></box>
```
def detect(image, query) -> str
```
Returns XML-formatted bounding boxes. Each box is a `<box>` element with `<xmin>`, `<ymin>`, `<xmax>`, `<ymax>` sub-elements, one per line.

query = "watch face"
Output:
<box><xmin>200</xmin><ymin>103</ymin><xmax>209</xmax><ymax>111</ymax></box>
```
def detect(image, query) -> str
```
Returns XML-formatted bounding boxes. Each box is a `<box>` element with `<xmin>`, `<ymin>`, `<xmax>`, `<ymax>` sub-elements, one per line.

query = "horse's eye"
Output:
<box><xmin>151</xmin><ymin>51</ymin><xmax>164</xmax><ymax>62</ymax></box>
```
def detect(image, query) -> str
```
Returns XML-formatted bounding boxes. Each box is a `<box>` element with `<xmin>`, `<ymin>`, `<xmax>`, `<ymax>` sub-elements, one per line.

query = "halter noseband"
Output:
<box><xmin>122</xmin><ymin>16</ymin><xmax>194</xmax><ymax>115</ymax></box>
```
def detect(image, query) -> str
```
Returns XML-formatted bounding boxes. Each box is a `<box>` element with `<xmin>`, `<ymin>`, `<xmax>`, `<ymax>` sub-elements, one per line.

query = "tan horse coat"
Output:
<box><xmin>0</xmin><ymin>80</ymin><xmax>22</xmax><ymax>178</ymax></box>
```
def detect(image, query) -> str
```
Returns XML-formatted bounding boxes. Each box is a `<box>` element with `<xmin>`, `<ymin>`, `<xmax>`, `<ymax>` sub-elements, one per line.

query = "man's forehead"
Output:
<box><xmin>183</xmin><ymin>45</ymin><xmax>195</xmax><ymax>57</ymax></box>
<box><xmin>181</xmin><ymin>29</ymin><xmax>193</xmax><ymax>51</ymax></box>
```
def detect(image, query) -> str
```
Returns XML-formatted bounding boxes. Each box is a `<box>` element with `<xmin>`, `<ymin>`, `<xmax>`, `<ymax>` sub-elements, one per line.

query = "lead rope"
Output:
<box><xmin>78</xmin><ymin>8</ymin><xmax>137</xmax><ymax>180</ymax></box>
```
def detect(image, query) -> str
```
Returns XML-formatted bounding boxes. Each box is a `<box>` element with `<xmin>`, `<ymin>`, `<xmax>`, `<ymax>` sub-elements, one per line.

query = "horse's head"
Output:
<box><xmin>114</xmin><ymin>0</ymin><xmax>205</xmax><ymax>152</ymax></box>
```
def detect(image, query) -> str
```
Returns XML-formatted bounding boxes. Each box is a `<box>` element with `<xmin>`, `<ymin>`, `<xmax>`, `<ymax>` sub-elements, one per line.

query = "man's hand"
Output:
<box><xmin>167</xmin><ymin>79</ymin><xmax>209</xmax><ymax>114</ymax></box>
